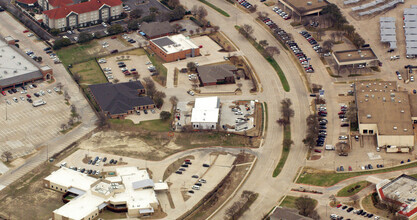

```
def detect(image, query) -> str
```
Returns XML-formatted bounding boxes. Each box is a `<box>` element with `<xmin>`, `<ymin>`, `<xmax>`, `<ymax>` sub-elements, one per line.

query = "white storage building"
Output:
<box><xmin>191</xmin><ymin>97</ymin><xmax>220</xmax><ymax>130</ymax></box>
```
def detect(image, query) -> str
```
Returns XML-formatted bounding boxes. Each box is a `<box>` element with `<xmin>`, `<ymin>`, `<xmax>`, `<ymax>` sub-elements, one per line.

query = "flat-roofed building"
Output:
<box><xmin>191</xmin><ymin>96</ymin><xmax>220</xmax><ymax>130</ymax></box>
<box><xmin>149</xmin><ymin>34</ymin><xmax>200</xmax><ymax>62</ymax></box>
<box><xmin>45</xmin><ymin>166</ymin><xmax>168</xmax><ymax>220</ymax></box>
<box><xmin>0</xmin><ymin>36</ymin><xmax>53</xmax><ymax>90</ymax></box>
<box><xmin>277</xmin><ymin>0</ymin><xmax>329</xmax><ymax>21</ymax></box>
<box><xmin>376</xmin><ymin>174</ymin><xmax>417</xmax><ymax>219</ymax></box>
<box><xmin>354</xmin><ymin>81</ymin><xmax>415</xmax><ymax>149</ymax></box>
<box><xmin>380</xmin><ymin>17</ymin><xmax>397</xmax><ymax>49</ymax></box>
<box><xmin>332</xmin><ymin>48</ymin><xmax>379</xmax><ymax>70</ymax></box>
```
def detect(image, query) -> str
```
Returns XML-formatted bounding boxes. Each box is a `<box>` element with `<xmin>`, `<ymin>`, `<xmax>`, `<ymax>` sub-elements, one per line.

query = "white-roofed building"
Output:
<box><xmin>45</xmin><ymin>166</ymin><xmax>168</xmax><ymax>220</ymax></box>
<box><xmin>149</xmin><ymin>34</ymin><xmax>201</xmax><ymax>62</ymax></box>
<box><xmin>191</xmin><ymin>97</ymin><xmax>220</xmax><ymax>130</ymax></box>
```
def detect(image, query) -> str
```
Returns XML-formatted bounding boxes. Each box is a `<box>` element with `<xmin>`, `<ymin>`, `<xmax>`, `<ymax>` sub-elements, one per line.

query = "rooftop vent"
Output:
<box><xmin>399</xmin><ymin>100</ymin><xmax>402</xmax><ymax>103</ymax></box>
<box><xmin>371</xmin><ymin>94</ymin><xmax>375</xmax><ymax>98</ymax></box>
<box><xmin>24</xmin><ymin>67</ymin><xmax>27</xmax><ymax>70</ymax></box>
<box><xmin>383</xmin><ymin>97</ymin><xmax>386</xmax><ymax>102</ymax></box>
<box><xmin>391</xmin><ymin>97</ymin><xmax>395</xmax><ymax>102</ymax></box>
<box><xmin>393</xmin><ymin>127</ymin><xmax>398</xmax><ymax>130</ymax></box>
<box><xmin>365</xmin><ymin>99</ymin><xmax>369</xmax><ymax>102</ymax></box>
<box><xmin>401</xmin><ymin>110</ymin><xmax>405</xmax><ymax>113</ymax></box>
<box><xmin>17</xmin><ymin>62</ymin><xmax>21</xmax><ymax>65</ymax></box>
<box><xmin>365</xmin><ymin>94</ymin><xmax>369</xmax><ymax>97</ymax></box>
<box><xmin>348</xmin><ymin>54</ymin><xmax>352</xmax><ymax>57</ymax></box>
<box><xmin>367</xmin><ymin>114</ymin><xmax>372</xmax><ymax>118</ymax></box>
<box><xmin>307</xmin><ymin>1</ymin><xmax>312</xmax><ymax>5</ymax></box>
<box><xmin>391</xmin><ymin>93</ymin><xmax>395</xmax><ymax>97</ymax></box>
<box><xmin>358</xmin><ymin>50</ymin><xmax>362</xmax><ymax>53</ymax></box>
<box><xmin>13</xmin><ymin>70</ymin><xmax>17</xmax><ymax>73</ymax></box>
<box><xmin>404</xmin><ymin>129</ymin><xmax>408</xmax><ymax>132</ymax></box>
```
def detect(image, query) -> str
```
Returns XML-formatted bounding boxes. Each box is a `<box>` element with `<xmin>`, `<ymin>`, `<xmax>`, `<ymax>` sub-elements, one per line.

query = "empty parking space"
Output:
<box><xmin>0</xmin><ymin>82</ymin><xmax>69</xmax><ymax>158</ymax></box>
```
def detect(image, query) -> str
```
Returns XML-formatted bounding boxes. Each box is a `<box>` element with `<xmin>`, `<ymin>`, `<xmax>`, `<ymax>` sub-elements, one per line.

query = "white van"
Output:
<box><xmin>60</xmin><ymin>162</ymin><xmax>67</xmax><ymax>167</ymax></box>
<box><xmin>192</xmin><ymin>185</ymin><xmax>200</xmax><ymax>190</ymax></box>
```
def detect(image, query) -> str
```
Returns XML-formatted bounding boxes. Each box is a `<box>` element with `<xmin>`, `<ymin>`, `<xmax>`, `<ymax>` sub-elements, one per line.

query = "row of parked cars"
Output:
<box><xmin>87</xmin><ymin>156</ymin><xmax>118</xmax><ymax>166</ymax></box>
<box><xmin>272</xmin><ymin>6</ymin><xmax>291</xmax><ymax>20</ymax></box>
<box><xmin>334</xmin><ymin>204</ymin><xmax>379</xmax><ymax>219</ymax></box>
<box><xmin>316</xmin><ymin>104</ymin><xmax>327</xmax><ymax>148</ymax></box>
<box><xmin>236</xmin><ymin>0</ymin><xmax>252</xmax><ymax>9</ymax></box>
<box><xmin>288</xmin><ymin>41</ymin><xmax>314</xmax><ymax>73</ymax></box>
<box><xmin>299</xmin><ymin>30</ymin><xmax>318</xmax><ymax>46</ymax></box>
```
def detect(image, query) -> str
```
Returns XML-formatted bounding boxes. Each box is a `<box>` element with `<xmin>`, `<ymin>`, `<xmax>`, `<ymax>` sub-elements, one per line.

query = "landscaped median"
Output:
<box><xmin>198</xmin><ymin>0</ymin><xmax>230</xmax><ymax>17</ymax></box>
<box><xmin>235</xmin><ymin>25</ymin><xmax>290</xmax><ymax>92</ymax></box>
<box><xmin>336</xmin><ymin>181</ymin><xmax>372</xmax><ymax>197</ymax></box>
<box><xmin>297</xmin><ymin>162</ymin><xmax>417</xmax><ymax>187</ymax></box>
<box><xmin>273</xmin><ymin>124</ymin><xmax>291</xmax><ymax>177</ymax></box>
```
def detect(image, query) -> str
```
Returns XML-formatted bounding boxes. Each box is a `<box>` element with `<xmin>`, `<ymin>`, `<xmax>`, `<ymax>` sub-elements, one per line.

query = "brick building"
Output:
<box><xmin>197</xmin><ymin>64</ymin><xmax>237</xmax><ymax>86</ymax></box>
<box><xmin>149</xmin><ymin>34</ymin><xmax>200</xmax><ymax>62</ymax></box>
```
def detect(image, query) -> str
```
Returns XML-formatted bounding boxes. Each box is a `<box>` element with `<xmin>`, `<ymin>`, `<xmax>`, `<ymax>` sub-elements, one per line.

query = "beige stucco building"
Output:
<box><xmin>355</xmin><ymin>81</ymin><xmax>416</xmax><ymax>150</ymax></box>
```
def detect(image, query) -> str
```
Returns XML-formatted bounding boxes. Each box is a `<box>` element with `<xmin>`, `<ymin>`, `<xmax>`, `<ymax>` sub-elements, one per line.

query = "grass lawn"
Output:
<box><xmin>273</xmin><ymin>125</ymin><xmax>291</xmax><ymax>177</ymax></box>
<box><xmin>336</xmin><ymin>181</ymin><xmax>372</xmax><ymax>197</ymax></box>
<box><xmin>198</xmin><ymin>0</ymin><xmax>230</xmax><ymax>17</ymax></box>
<box><xmin>209</xmin><ymin>31</ymin><xmax>237</xmax><ymax>52</ymax></box>
<box><xmin>71</xmin><ymin>60</ymin><xmax>108</xmax><ymax>86</ymax></box>
<box><xmin>56</xmin><ymin>40</ymin><xmax>105</xmax><ymax>66</ymax></box>
<box><xmin>106</xmin><ymin>48</ymin><xmax>146</xmax><ymax>58</ymax></box>
<box><xmin>145</xmin><ymin>50</ymin><xmax>167</xmax><ymax>86</ymax></box>
<box><xmin>235</xmin><ymin>26</ymin><xmax>290</xmax><ymax>92</ymax></box>
<box><xmin>108</xmin><ymin>118</ymin><xmax>171</xmax><ymax>132</ymax></box>
<box><xmin>174</xmin><ymin>132</ymin><xmax>255</xmax><ymax>148</ymax></box>
<box><xmin>280</xmin><ymin>196</ymin><xmax>318</xmax><ymax>209</ymax></box>
<box><xmin>362</xmin><ymin>193</ymin><xmax>391</xmax><ymax>218</ymax></box>
<box><xmin>297</xmin><ymin>161</ymin><xmax>417</xmax><ymax>186</ymax></box>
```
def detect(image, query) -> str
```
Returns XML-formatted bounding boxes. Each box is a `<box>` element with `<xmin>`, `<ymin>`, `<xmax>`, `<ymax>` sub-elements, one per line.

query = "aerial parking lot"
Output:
<box><xmin>0</xmin><ymin>82</ymin><xmax>69</xmax><ymax>158</ymax></box>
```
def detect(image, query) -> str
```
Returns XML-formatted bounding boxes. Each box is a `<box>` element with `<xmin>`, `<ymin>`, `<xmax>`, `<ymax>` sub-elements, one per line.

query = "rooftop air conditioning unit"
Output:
<box><xmin>404</xmin><ymin>129</ymin><xmax>408</xmax><ymax>132</ymax></box>
<box><xmin>401</xmin><ymin>110</ymin><xmax>405</xmax><ymax>113</ymax></box>
<box><xmin>383</xmin><ymin>97</ymin><xmax>386</xmax><ymax>102</ymax></box>
<box><xmin>367</xmin><ymin>114</ymin><xmax>372</xmax><ymax>118</ymax></box>
<box><xmin>348</xmin><ymin>54</ymin><xmax>352</xmax><ymax>56</ymax></box>
<box><xmin>365</xmin><ymin>99</ymin><xmax>369</xmax><ymax>102</ymax></box>
<box><xmin>394</xmin><ymin>127</ymin><xmax>397</xmax><ymax>130</ymax></box>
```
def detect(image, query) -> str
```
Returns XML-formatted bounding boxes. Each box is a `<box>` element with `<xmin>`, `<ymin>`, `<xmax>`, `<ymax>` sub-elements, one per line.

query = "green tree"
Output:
<box><xmin>53</xmin><ymin>38</ymin><xmax>71</xmax><ymax>50</ymax></box>
<box><xmin>77</xmin><ymin>32</ymin><xmax>93</xmax><ymax>43</ymax></box>
<box><xmin>130</xmin><ymin>9</ymin><xmax>143</xmax><ymax>19</ymax></box>
<box><xmin>127</xmin><ymin>19</ymin><xmax>140</xmax><ymax>30</ymax></box>
<box><xmin>160</xmin><ymin>111</ymin><xmax>172</xmax><ymax>121</ymax></box>
<box><xmin>50</xmin><ymin>28</ymin><xmax>60</xmax><ymax>36</ymax></box>
<box><xmin>107</xmin><ymin>24</ymin><xmax>124</xmax><ymax>35</ymax></box>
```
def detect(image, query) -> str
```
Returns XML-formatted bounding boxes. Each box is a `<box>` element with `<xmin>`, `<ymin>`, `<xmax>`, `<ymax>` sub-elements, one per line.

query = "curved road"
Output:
<box><xmin>179</xmin><ymin>0</ymin><xmax>311</xmax><ymax>219</ymax></box>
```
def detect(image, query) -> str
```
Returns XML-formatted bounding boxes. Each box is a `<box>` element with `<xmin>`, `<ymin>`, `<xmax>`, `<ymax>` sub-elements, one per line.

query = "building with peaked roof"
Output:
<box><xmin>270</xmin><ymin>207</ymin><xmax>313</xmax><ymax>220</ymax></box>
<box><xmin>197</xmin><ymin>64</ymin><xmax>237</xmax><ymax>86</ymax></box>
<box><xmin>376</xmin><ymin>174</ymin><xmax>417</xmax><ymax>219</ymax></box>
<box><xmin>0</xmin><ymin>36</ymin><xmax>53</xmax><ymax>90</ymax></box>
<box><xmin>88</xmin><ymin>81</ymin><xmax>155</xmax><ymax>119</ymax></box>
<box><xmin>45</xmin><ymin>167</ymin><xmax>168</xmax><ymax>220</ymax></box>
<box><xmin>40</xmin><ymin>0</ymin><xmax>123</xmax><ymax>31</ymax></box>
<box><xmin>354</xmin><ymin>81</ymin><xmax>415</xmax><ymax>149</ymax></box>
<box><xmin>149</xmin><ymin>34</ymin><xmax>200</xmax><ymax>62</ymax></box>
<box><xmin>191</xmin><ymin>97</ymin><xmax>220</xmax><ymax>130</ymax></box>
<box><xmin>139</xmin><ymin>21</ymin><xmax>174</xmax><ymax>39</ymax></box>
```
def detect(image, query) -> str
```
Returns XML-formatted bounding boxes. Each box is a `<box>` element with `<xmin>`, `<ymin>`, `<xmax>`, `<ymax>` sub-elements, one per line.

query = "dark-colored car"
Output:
<box><xmin>111</xmin><ymin>49</ymin><xmax>119</xmax><ymax>54</ymax></box>
<box><xmin>144</xmin><ymin>109</ymin><xmax>148</xmax><ymax>114</ymax></box>
<box><xmin>192</xmin><ymin>175</ymin><xmax>199</xmax><ymax>178</ymax></box>
<box><xmin>341</xmin><ymin>205</ymin><xmax>348</xmax><ymax>210</ymax></box>
<box><xmin>341</xmin><ymin>123</ymin><xmax>349</xmax><ymax>127</ymax></box>
<box><xmin>102</xmin><ymin>157</ymin><xmax>107</xmax><ymax>162</ymax></box>
<box><xmin>181</xmin><ymin>164</ymin><xmax>189</xmax><ymax>168</ymax></box>
<box><xmin>113</xmin><ymin>160</ymin><xmax>117</xmax><ymax>164</ymax></box>
<box><xmin>109</xmin><ymin>159</ymin><xmax>114</xmax><ymax>164</ymax></box>
<box><xmin>195</xmin><ymin>182</ymin><xmax>202</xmax><ymax>186</ymax></box>
<box><xmin>179</xmin><ymin>168</ymin><xmax>186</xmax><ymax>171</ymax></box>
<box><xmin>88</xmin><ymin>160</ymin><xmax>92</xmax><ymax>164</ymax></box>
<box><xmin>27</xmin><ymin>98</ymin><xmax>33</xmax><ymax>103</ymax></box>
<box><xmin>188</xmin><ymin>190</ymin><xmax>194</xmax><ymax>194</ymax></box>
<box><xmin>175</xmin><ymin>171</ymin><xmax>182</xmax><ymax>174</ymax></box>
<box><xmin>80</xmin><ymin>168</ymin><xmax>85</xmax><ymax>173</ymax></box>
<box><xmin>203</xmin><ymin>164</ymin><xmax>210</xmax><ymax>167</ymax></box>
<box><xmin>32</xmin><ymin>84</ymin><xmax>37</xmax><ymax>88</ymax></box>
<box><xmin>339</xmin><ymin>153</ymin><xmax>348</xmax><ymax>156</ymax></box>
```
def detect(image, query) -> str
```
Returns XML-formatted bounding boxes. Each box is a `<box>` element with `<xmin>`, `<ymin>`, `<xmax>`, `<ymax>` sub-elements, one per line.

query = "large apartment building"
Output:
<box><xmin>40</xmin><ymin>0</ymin><xmax>123</xmax><ymax>30</ymax></box>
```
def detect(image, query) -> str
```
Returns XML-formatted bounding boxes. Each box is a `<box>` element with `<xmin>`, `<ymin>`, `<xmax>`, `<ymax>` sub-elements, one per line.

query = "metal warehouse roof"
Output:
<box><xmin>380</xmin><ymin>17</ymin><xmax>397</xmax><ymax>49</ymax></box>
<box><xmin>404</xmin><ymin>6</ymin><xmax>417</xmax><ymax>55</ymax></box>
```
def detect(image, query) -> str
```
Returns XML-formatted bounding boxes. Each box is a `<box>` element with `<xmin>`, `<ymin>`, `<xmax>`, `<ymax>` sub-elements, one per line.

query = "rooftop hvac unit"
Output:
<box><xmin>3</xmin><ymin>70</ymin><xmax>6</xmax><ymax>74</ymax></box>
<box><xmin>348</xmin><ymin>54</ymin><xmax>352</xmax><ymax>56</ymax></box>
<box><xmin>307</xmin><ymin>2</ymin><xmax>312</xmax><ymax>5</ymax></box>
<box><xmin>358</xmin><ymin>50</ymin><xmax>362</xmax><ymax>53</ymax></box>
<box><xmin>399</xmin><ymin>100</ymin><xmax>402</xmax><ymax>103</ymax></box>
<box><xmin>371</xmin><ymin>94</ymin><xmax>375</xmax><ymax>98</ymax></box>
<box><xmin>17</xmin><ymin>62</ymin><xmax>21</xmax><ymax>65</ymax></box>
<box><xmin>401</xmin><ymin>110</ymin><xmax>405</xmax><ymax>113</ymax></box>
<box><xmin>391</xmin><ymin>93</ymin><xmax>395</xmax><ymax>97</ymax></box>
<box><xmin>404</xmin><ymin>129</ymin><xmax>408</xmax><ymax>132</ymax></box>
<box><xmin>394</xmin><ymin>126</ymin><xmax>398</xmax><ymax>130</ymax></box>
<box><xmin>367</xmin><ymin>114</ymin><xmax>372</xmax><ymax>118</ymax></box>
<box><xmin>383</xmin><ymin>97</ymin><xmax>386</xmax><ymax>102</ymax></box>
<box><xmin>24</xmin><ymin>67</ymin><xmax>27</xmax><ymax>70</ymax></box>
<box><xmin>365</xmin><ymin>94</ymin><xmax>369</xmax><ymax>97</ymax></box>
<box><xmin>12</xmin><ymin>56</ymin><xmax>15</xmax><ymax>59</ymax></box>
<box><xmin>391</xmin><ymin>97</ymin><xmax>395</xmax><ymax>102</ymax></box>
<box><xmin>365</xmin><ymin>98</ymin><xmax>369</xmax><ymax>102</ymax></box>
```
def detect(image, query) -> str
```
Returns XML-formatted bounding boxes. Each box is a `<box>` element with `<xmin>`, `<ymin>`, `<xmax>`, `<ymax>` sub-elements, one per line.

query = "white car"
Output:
<box><xmin>53</xmin><ymin>87</ymin><xmax>60</xmax><ymax>92</ymax></box>
<box><xmin>339</xmin><ymin>135</ymin><xmax>348</xmax><ymax>140</ymax></box>
<box><xmin>20</xmin><ymin>90</ymin><xmax>27</xmax><ymax>94</ymax></box>
<box><xmin>47</xmin><ymin>89</ymin><xmax>52</xmax><ymax>93</ymax></box>
<box><xmin>398</xmin><ymin>75</ymin><xmax>402</xmax><ymax>80</ymax></box>
<box><xmin>411</xmin><ymin>76</ymin><xmax>414</xmax><ymax>82</ymax></box>
<box><xmin>20</xmin><ymin>96</ymin><xmax>25</xmax><ymax>101</ymax></box>
<box><xmin>27</xmin><ymin>33</ymin><xmax>34</xmax><ymax>37</ymax></box>
<box><xmin>12</xmin><ymin>97</ymin><xmax>18</xmax><ymax>102</ymax></box>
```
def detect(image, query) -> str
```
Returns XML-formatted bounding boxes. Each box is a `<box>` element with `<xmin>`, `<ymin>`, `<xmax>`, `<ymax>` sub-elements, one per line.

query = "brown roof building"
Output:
<box><xmin>332</xmin><ymin>48</ymin><xmax>379</xmax><ymax>69</ymax></box>
<box><xmin>197</xmin><ymin>64</ymin><xmax>237</xmax><ymax>86</ymax></box>
<box><xmin>277</xmin><ymin>0</ymin><xmax>329</xmax><ymax>21</ymax></box>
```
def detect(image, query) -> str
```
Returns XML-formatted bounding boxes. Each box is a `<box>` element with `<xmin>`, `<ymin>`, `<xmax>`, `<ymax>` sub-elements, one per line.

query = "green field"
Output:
<box><xmin>273</xmin><ymin>125</ymin><xmax>291</xmax><ymax>177</ymax></box>
<box><xmin>336</xmin><ymin>181</ymin><xmax>371</xmax><ymax>197</ymax></box>
<box><xmin>297</xmin><ymin>162</ymin><xmax>417</xmax><ymax>186</ymax></box>
<box><xmin>56</xmin><ymin>40</ymin><xmax>106</xmax><ymax>66</ymax></box>
<box><xmin>71</xmin><ymin>60</ymin><xmax>108</xmax><ymax>86</ymax></box>
<box><xmin>280</xmin><ymin>196</ymin><xmax>318</xmax><ymax>209</ymax></box>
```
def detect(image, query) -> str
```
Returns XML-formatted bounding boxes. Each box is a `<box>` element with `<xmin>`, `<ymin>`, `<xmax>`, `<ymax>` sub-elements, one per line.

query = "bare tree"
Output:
<box><xmin>330</xmin><ymin>32</ymin><xmax>336</xmax><ymax>41</ymax></box>
<box><xmin>68</xmin><ymin>117</ymin><xmax>74</xmax><ymax>126</ymax></box>
<box><xmin>295</xmin><ymin>196</ymin><xmax>316</xmax><ymax>217</ymax></box>
<box><xmin>1</xmin><ymin>151</ymin><xmax>12</xmax><ymax>162</ymax></box>
<box><xmin>60</xmin><ymin>123</ymin><xmax>67</xmax><ymax>130</ymax></box>
<box><xmin>316</xmin><ymin>28</ymin><xmax>325</xmax><ymax>41</ymax></box>
<box><xmin>143</xmin><ymin>77</ymin><xmax>156</xmax><ymax>98</ymax></box>
<box><xmin>236</xmin><ymin>83</ymin><xmax>242</xmax><ymax>90</ymax></box>
<box><xmin>133</xmin><ymin>73</ymin><xmax>140</xmax><ymax>81</ymax></box>
<box><xmin>264</xmin><ymin>46</ymin><xmax>280</xmax><ymax>57</ymax></box>
<box><xmin>196</xmin><ymin>6</ymin><xmax>208</xmax><ymax>20</ymax></box>
<box><xmin>323</xmin><ymin>40</ymin><xmax>334</xmax><ymax>53</ymax></box>
<box><xmin>56</xmin><ymin>82</ymin><xmax>63</xmax><ymax>91</ymax></box>
<box><xmin>213</xmin><ymin>26</ymin><xmax>220</xmax><ymax>32</ymax></box>
<box><xmin>113</xmin><ymin>78</ymin><xmax>120</xmax><ymax>84</ymax></box>
<box><xmin>259</xmin><ymin>40</ymin><xmax>268</xmax><ymax>48</ymax></box>
<box><xmin>385</xmin><ymin>195</ymin><xmax>402</xmax><ymax>214</ymax></box>
<box><xmin>73</xmin><ymin>73</ymin><xmax>81</xmax><ymax>83</ymax></box>
<box><xmin>96</xmin><ymin>112</ymin><xmax>108</xmax><ymax>127</ymax></box>
<box><xmin>64</xmin><ymin>90</ymin><xmax>70</xmax><ymax>101</ymax></box>
<box><xmin>169</xmin><ymin>96</ymin><xmax>178</xmax><ymax>106</ymax></box>
<box><xmin>240</xmin><ymin>24</ymin><xmax>254</xmax><ymax>38</ymax></box>
<box><xmin>277</xmin><ymin>98</ymin><xmax>294</xmax><ymax>126</ymax></box>
<box><xmin>350</xmin><ymin>194</ymin><xmax>360</xmax><ymax>206</ymax></box>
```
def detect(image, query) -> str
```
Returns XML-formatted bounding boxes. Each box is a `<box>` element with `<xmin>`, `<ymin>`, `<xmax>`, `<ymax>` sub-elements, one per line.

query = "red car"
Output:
<box><xmin>336</xmin><ymin>204</ymin><xmax>342</xmax><ymax>208</ymax></box>
<box><xmin>23</xmin><ymin>30</ymin><xmax>29</xmax><ymax>33</ymax></box>
<box><xmin>111</xmin><ymin>36</ymin><xmax>117</xmax><ymax>39</ymax></box>
<box><xmin>314</xmin><ymin>149</ymin><xmax>322</xmax><ymax>153</ymax></box>
<box><xmin>1</xmin><ymin>91</ymin><xmax>6</xmax><ymax>96</ymax></box>
<box><xmin>338</xmin><ymin>111</ymin><xmax>345</xmax><ymax>115</ymax></box>
<box><xmin>348</xmin><ymin>166</ymin><xmax>352</xmax><ymax>171</ymax></box>
<box><xmin>26</xmin><ymin>94</ymin><xmax>31</xmax><ymax>98</ymax></box>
